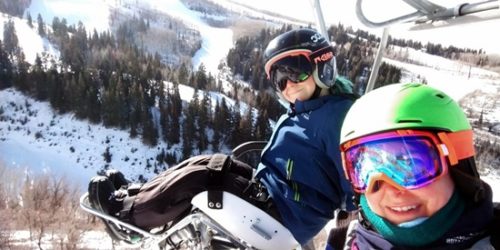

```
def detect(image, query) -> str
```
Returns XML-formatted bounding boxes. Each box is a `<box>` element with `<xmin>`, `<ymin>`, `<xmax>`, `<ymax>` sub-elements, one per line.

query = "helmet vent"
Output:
<box><xmin>397</xmin><ymin>119</ymin><xmax>422</xmax><ymax>124</ymax></box>
<box><xmin>436</xmin><ymin>93</ymin><xmax>445</xmax><ymax>98</ymax></box>
<box><xmin>345</xmin><ymin>130</ymin><xmax>355</xmax><ymax>137</ymax></box>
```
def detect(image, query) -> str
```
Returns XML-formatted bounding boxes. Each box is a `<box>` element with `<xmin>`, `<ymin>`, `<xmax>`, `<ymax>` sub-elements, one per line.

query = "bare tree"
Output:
<box><xmin>0</xmin><ymin>167</ymin><xmax>94</xmax><ymax>249</ymax></box>
<box><xmin>19</xmin><ymin>174</ymin><xmax>51</xmax><ymax>248</ymax></box>
<box><xmin>0</xmin><ymin>160</ymin><xmax>22</xmax><ymax>249</ymax></box>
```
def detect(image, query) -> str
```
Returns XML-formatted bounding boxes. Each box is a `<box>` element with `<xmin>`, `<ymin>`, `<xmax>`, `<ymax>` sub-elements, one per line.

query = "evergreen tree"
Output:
<box><xmin>229</xmin><ymin>100</ymin><xmax>242</xmax><ymax>148</ymax></box>
<box><xmin>101</xmin><ymin>77</ymin><xmax>121</xmax><ymax>127</ymax></box>
<box><xmin>238</xmin><ymin>105</ymin><xmax>254</xmax><ymax>144</ymax></box>
<box><xmin>142</xmin><ymin>107</ymin><xmax>158</xmax><ymax>146</ymax></box>
<box><xmin>159</xmin><ymin>91</ymin><xmax>170</xmax><ymax>143</ymax></box>
<box><xmin>184</xmin><ymin>70</ymin><xmax>193</xmax><ymax>88</ymax></box>
<box><xmin>86</xmin><ymin>75</ymin><xmax>101</xmax><ymax>124</ymax></box>
<box><xmin>26</xmin><ymin>12</ymin><xmax>33</xmax><ymax>28</ymax></box>
<box><xmin>167</xmin><ymin>83</ymin><xmax>182</xmax><ymax>144</ymax></box>
<box><xmin>182</xmin><ymin>102</ymin><xmax>196</xmax><ymax>158</ymax></box>
<box><xmin>256</xmin><ymin>91</ymin><xmax>283</xmax><ymax>121</ymax></box>
<box><xmin>0</xmin><ymin>41</ymin><xmax>13</xmax><ymax>89</ymax></box>
<box><xmin>37</xmin><ymin>14</ymin><xmax>46</xmax><ymax>37</ymax></box>
<box><xmin>219</xmin><ymin>98</ymin><xmax>232</xmax><ymax>146</ymax></box>
<box><xmin>197</xmin><ymin>91</ymin><xmax>211</xmax><ymax>152</ymax></box>
<box><xmin>177</xmin><ymin>63</ymin><xmax>189</xmax><ymax>85</ymax></box>
<box><xmin>254</xmin><ymin>109</ymin><xmax>272</xmax><ymax>140</ymax></box>
<box><xmin>48</xmin><ymin>69</ymin><xmax>65</xmax><ymax>113</ymax></box>
<box><xmin>158</xmin><ymin>81</ymin><xmax>168</xmax><ymax>143</ymax></box>
<box><xmin>211</xmin><ymin>100</ymin><xmax>222</xmax><ymax>150</ymax></box>
<box><xmin>3</xmin><ymin>20</ymin><xmax>20</xmax><ymax>59</ymax></box>
<box><xmin>74</xmin><ymin>72</ymin><xmax>88</xmax><ymax>118</ymax></box>
<box><xmin>14</xmin><ymin>52</ymin><xmax>29</xmax><ymax>92</ymax></box>
<box><xmin>32</xmin><ymin>55</ymin><xmax>48</xmax><ymax>100</ymax></box>
<box><xmin>196</xmin><ymin>63</ymin><xmax>208</xmax><ymax>90</ymax></box>
<box><xmin>103</xmin><ymin>146</ymin><xmax>112</xmax><ymax>163</ymax></box>
<box><xmin>140</xmin><ymin>78</ymin><xmax>159</xmax><ymax>145</ymax></box>
<box><xmin>129</xmin><ymin>81</ymin><xmax>143</xmax><ymax>138</ymax></box>
<box><xmin>189</xmin><ymin>90</ymin><xmax>200</xmax><ymax>151</ymax></box>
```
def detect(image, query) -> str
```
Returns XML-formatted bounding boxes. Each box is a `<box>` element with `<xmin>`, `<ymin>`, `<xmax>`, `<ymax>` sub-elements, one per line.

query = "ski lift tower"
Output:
<box><xmin>355</xmin><ymin>0</ymin><xmax>500</xmax><ymax>93</ymax></box>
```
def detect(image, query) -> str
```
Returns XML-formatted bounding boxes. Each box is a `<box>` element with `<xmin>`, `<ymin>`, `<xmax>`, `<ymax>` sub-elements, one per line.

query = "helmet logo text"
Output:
<box><xmin>313</xmin><ymin>51</ymin><xmax>334</xmax><ymax>64</ymax></box>
<box><xmin>310</xmin><ymin>33</ymin><xmax>323</xmax><ymax>43</ymax></box>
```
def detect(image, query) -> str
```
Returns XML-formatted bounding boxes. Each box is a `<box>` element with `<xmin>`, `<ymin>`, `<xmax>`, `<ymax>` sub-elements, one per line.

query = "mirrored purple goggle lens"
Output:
<box><xmin>344</xmin><ymin>136</ymin><xmax>443</xmax><ymax>191</ymax></box>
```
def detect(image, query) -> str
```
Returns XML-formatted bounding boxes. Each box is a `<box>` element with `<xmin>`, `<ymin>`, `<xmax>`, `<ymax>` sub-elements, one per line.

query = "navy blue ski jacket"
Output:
<box><xmin>255</xmin><ymin>93</ymin><xmax>355</xmax><ymax>245</ymax></box>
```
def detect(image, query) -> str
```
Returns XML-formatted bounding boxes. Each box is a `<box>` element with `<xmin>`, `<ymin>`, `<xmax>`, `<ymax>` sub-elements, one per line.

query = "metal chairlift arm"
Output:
<box><xmin>356</xmin><ymin>0</ymin><xmax>500</xmax><ymax>28</ymax></box>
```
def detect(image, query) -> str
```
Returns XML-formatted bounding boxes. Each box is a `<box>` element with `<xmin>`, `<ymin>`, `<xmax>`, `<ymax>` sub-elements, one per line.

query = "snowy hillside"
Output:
<box><xmin>0</xmin><ymin>15</ymin><xmax>60</xmax><ymax>65</ymax></box>
<box><xmin>24</xmin><ymin>0</ymin><xmax>234</xmax><ymax>75</ymax></box>
<box><xmin>0</xmin><ymin>76</ymin><xmax>254</xmax><ymax>190</ymax></box>
<box><xmin>385</xmin><ymin>46</ymin><xmax>500</xmax><ymax>102</ymax></box>
<box><xmin>1</xmin><ymin>0</ymin><xmax>264</xmax><ymax>188</ymax></box>
<box><xmin>383</xmin><ymin>46</ymin><xmax>500</xmax><ymax>125</ymax></box>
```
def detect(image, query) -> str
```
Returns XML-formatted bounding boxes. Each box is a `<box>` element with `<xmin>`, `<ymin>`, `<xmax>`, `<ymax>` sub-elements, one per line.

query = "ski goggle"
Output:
<box><xmin>269</xmin><ymin>56</ymin><xmax>313</xmax><ymax>91</ymax></box>
<box><xmin>270</xmin><ymin>64</ymin><xmax>312</xmax><ymax>91</ymax></box>
<box><xmin>340</xmin><ymin>129</ymin><xmax>475</xmax><ymax>193</ymax></box>
<box><xmin>265</xmin><ymin>50</ymin><xmax>313</xmax><ymax>92</ymax></box>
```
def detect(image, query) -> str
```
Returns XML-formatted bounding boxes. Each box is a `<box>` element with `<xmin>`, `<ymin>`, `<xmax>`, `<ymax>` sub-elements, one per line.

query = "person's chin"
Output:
<box><xmin>287</xmin><ymin>92</ymin><xmax>304</xmax><ymax>101</ymax></box>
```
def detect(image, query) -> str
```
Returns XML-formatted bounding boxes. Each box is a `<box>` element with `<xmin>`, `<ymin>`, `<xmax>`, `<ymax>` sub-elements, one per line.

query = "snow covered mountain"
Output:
<box><xmin>1</xmin><ymin>0</ymin><xmax>262</xmax><ymax>187</ymax></box>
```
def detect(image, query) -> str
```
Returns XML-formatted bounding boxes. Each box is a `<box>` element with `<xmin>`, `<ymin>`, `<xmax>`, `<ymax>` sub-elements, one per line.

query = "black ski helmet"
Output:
<box><xmin>264</xmin><ymin>28</ymin><xmax>337</xmax><ymax>90</ymax></box>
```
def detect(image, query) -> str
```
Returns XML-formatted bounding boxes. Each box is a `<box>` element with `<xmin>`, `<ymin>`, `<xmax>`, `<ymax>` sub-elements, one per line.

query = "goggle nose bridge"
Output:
<box><xmin>365</xmin><ymin>172</ymin><xmax>407</xmax><ymax>193</ymax></box>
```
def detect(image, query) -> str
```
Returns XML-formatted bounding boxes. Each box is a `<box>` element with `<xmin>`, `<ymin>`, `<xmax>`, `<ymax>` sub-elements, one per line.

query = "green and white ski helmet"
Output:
<box><xmin>341</xmin><ymin>83</ymin><xmax>489</xmax><ymax>203</ymax></box>
<box><xmin>340</xmin><ymin>83</ymin><xmax>471</xmax><ymax>144</ymax></box>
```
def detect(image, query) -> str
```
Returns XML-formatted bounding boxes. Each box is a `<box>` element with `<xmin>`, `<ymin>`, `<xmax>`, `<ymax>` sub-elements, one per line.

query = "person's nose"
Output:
<box><xmin>367</xmin><ymin>174</ymin><xmax>406</xmax><ymax>194</ymax></box>
<box><xmin>285</xmin><ymin>80</ymin><xmax>296</xmax><ymax>89</ymax></box>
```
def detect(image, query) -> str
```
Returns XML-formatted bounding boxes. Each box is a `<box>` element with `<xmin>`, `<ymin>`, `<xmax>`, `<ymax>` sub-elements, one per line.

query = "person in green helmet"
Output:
<box><xmin>326</xmin><ymin>83</ymin><xmax>499</xmax><ymax>249</ymax></box>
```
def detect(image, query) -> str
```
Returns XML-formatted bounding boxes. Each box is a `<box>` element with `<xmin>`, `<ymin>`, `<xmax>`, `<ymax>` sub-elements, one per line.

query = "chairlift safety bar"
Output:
<box><xmin>80</xmin><ymin>193</ymin><xmax>157</xmax><ymax>239</ymax></box>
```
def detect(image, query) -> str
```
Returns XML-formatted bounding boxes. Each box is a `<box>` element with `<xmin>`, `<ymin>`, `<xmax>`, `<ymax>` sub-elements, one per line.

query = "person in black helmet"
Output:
<box><xmin>254</xmin><ymin>27</ymin><xmax>357</xmax><ymax>246</ymax></box>
<box><xmin>86</xmin><ymin>27</ymin><xmax>356</xmax><ymax>247</ymax></box>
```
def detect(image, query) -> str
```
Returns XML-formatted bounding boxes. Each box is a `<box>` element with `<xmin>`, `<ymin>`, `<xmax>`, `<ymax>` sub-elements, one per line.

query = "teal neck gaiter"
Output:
<box><xmin>360</xmin><ymin>190</ymin><xmax>464</xmax><ymax>247</ymax></box>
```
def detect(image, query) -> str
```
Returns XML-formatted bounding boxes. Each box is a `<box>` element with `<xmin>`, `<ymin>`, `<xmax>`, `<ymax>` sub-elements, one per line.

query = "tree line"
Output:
<box><xmin>0</xmin><ymin>0</ymin><xmax>31</xmax><ymax>17</ymax></box>
<box><xmin>0</xmin><ymin>15</ymin><xmax>273</xmax><ymax>165</ymax></box>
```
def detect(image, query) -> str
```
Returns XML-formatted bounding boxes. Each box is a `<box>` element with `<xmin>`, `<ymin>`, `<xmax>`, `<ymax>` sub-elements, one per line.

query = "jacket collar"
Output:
<box><xmin>290</xmin><ymin>95</ymin><xmax>333</xmax><ymax>115</ymax></box>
